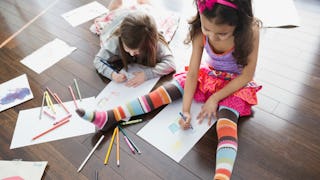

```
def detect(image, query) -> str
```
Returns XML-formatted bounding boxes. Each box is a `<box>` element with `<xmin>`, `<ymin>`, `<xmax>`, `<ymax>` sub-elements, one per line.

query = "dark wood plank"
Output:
<box><xmin>0</xmin><ymin>0</ymin><xmax>320</xmax><ymax>179</ymax></box>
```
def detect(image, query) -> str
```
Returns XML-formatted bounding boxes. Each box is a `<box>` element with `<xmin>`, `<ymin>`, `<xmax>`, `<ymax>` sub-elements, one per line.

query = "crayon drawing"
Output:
<box><xmin>137</xmin><ymin>100</ymin><xmax>216</xmax><ymax>162</ymax></box>
<box><xmin>95</xmin><ymin>64</ymin><xmax>160</xmax><ymax>111</ymax></box>
<box><xmin>0</xmin><ymin>74</ymin><xmax>33</xmax><ymax>113</ymax></box>
<box><xmin>97</xmin><ymin>91</ymin><xmax>120</xmax><ymax>108</ymax></box>
<box><xmin>0</xmin><ymin>88</ymin><xmax>31</xmax><ymax>105</ymax></box>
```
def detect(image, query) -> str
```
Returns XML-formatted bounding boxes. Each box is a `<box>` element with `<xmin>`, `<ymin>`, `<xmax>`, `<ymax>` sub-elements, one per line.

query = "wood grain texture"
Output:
<box><xmin>0</xmin><ymin>0</ymin><xmax>319</xmax><ymax>179</ymax></box>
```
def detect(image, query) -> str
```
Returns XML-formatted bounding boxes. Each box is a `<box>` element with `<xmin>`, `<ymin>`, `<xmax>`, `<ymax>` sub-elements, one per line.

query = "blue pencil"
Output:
<box><xmin>179</xmin><ymin>112</ymin><xmax>193</xmax><ymax>129</ymax></box>
<box><xmin>98</xmin><ymin>57</ymin><xmax>120</xmax><ymax>73</ymax></box>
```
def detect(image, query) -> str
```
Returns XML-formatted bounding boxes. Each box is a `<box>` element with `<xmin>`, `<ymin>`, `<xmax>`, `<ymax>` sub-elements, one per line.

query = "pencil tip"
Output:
<box><xmin>76</xmin><ymin>108</ymin><xmax>85</xmax><ymax>117</ymax></box>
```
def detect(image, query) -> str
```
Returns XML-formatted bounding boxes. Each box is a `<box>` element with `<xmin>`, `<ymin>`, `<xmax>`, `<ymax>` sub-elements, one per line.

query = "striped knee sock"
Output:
<box><xmin>214</xmin><ymin>109</ymin><xmax>238</xmax><ymax>180</ymax></box>
<box><xmin>76</xmin><ymin>81</ymin><xmax>183</xmax><ymax>131</ymax></box>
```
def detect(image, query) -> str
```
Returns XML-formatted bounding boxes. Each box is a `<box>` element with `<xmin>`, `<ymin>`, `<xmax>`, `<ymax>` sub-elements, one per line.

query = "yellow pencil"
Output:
<box><xmin>44</xmin><ymin>91</ymin><xmax>56</xmax><ymax>113</ymax></box>
<box><xmin>116</xmin><ymin>127</ymin><xmax>120</xmax><ymax>167</ymax></box>
<box><xmin>104</xmin><ymin>127</ymin><xmax>117</xmax><ymax>164</ymax></box>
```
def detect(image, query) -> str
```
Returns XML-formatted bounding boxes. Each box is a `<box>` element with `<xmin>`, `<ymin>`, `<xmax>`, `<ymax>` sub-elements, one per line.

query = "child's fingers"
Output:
<box><xmin>178</xmin><ymin>116</ymin><xmax>191</xmax><ymax>130</ymax></box>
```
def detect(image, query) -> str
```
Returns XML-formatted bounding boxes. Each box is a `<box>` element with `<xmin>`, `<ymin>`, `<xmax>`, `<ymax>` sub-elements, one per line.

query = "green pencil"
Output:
<box><xmin>120</xmin><ymin>119</ymin><xmax>143</xmax><ymax>125</ymax></box>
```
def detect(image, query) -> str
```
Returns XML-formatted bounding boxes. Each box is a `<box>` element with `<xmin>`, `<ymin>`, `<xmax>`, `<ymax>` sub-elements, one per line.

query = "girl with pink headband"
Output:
<box><xmin>77</xmin><ymin>0</ymin><xmax>261</xmax><ymax>179</ymax></box>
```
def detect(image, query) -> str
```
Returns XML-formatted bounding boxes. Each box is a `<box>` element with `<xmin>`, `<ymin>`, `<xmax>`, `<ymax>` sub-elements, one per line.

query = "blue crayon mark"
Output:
<box><xmin>0</xmin><ymin>88</ymin><xmax>31</xmax><ymax>105</ymax></box>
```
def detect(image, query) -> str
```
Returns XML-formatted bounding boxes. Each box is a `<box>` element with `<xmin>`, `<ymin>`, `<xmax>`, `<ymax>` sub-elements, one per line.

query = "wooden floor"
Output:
<box><xmin>1</xmin><ymin>0</ymin><xmax>320</xmax><ymax>179</ymax></box>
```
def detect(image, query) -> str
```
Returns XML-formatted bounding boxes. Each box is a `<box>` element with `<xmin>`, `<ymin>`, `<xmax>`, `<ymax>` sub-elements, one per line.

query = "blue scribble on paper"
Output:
<box><xmin>0</xmin><ymin>88</ymin><xmax>31</xmax><ymax>105</ymax></box>
<box><xmin>168</xmin><ymin>122</ymin><xmax>180</xmax><ymax>134</ymax></box>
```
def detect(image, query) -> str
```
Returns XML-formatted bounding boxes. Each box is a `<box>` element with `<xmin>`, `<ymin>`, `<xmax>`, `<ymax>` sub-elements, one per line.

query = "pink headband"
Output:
<box><xmin>197</xmin><ymin>0</ymin><xmax>238</xmax><ymax>13</ymax></box>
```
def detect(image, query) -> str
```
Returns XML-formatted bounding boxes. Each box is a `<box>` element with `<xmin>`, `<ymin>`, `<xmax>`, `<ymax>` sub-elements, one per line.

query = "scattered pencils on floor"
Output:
<box><xmin>102</xmin><ymin>124</ymin><xmax>142</xmax><ymax>168</ymax></box>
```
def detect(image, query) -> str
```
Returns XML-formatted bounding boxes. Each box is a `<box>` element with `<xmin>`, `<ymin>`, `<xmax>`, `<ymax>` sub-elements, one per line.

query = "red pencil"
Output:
<box><xmin>32</xmin><ymin>119</ymin><xmax>70</xmax><ymax>141</ymax></box>
<box><xmin>53</xmin><ymin>113</ymin><xmax>72</xmax><ymax>125</ymax></box>
<box><xmin>68</xmin><ymin>85</ymin><xmax>78</xmax><ymax>109</ymax></box>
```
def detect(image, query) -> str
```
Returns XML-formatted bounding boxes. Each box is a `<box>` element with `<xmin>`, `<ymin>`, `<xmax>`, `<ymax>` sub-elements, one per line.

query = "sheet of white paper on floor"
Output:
<box><xmin>10</xmin><ymin>97</ymin><xmax>96</xmax><ymax>149</ymax></box>
<box><xmin>137</xmin><ymin>100</ymin><xmax>216</xmax><ymax>162</ymax></box>
<box><xmin>62</xmin><ymin>1</ymin><xmax>109</xmax><ymax>27</ymax></box>
<box><xmin>95</xmin><ymin>64</ymin><xmax>160</xmax><ymax>113</ymax></box>
<box><xmin>0</xmin><ymin>160</ymin><xmax>47</xmax><ymax>180</ymax></box>
<box><xmin>20</xmin><ymin>38</ymin><xmax>76</xmax><ymax>74</ymax></box>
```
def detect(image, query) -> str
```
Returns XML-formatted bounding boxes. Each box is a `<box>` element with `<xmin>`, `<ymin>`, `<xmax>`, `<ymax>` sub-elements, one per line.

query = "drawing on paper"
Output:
<box><xmin>2</xmin><ymin>175</ymin><xmax>24</xmax><ymax>180</ymax></box>
<box><xmin>0</xmin><ymin>88</ymin><xmax>31</xmax><ymax>105</ymax></box>
<box><xmin>97</xmin><ymin>91</ymin><xmax>120</xmax><ymax>108</ymax></box>
<box><xmin>0</xmin><ymin>74</ymin><xmax>34</xmax><ymax>113</ymax></box>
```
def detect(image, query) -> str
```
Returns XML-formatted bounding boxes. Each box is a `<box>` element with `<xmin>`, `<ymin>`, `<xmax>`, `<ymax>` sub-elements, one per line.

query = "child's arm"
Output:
<box><xmin>94</xmin><ymin>48</ymin><xmax>117</xmax><ymax>79</ymax></box>
<box><xmin>198</xmin><ymin>25</ymin><xmax>260</xmax><ymax>122</ymax></box>
<box><xmin>179</xmin><ymin>31</ymin><xmax>204</xmax><ymax>129</ymax></box>
<box><xmin>125</xmin><ymin>42</ymin><xmax>176</xmax><ymax>87</ymax></box>
<box><xmin>93</xmin><ymin>37</ymin><xmax>126</xmax><ymax>82</ymax></box>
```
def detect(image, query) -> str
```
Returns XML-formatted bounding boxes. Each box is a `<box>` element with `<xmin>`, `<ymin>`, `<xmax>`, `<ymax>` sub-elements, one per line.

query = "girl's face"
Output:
<box><xmin>123</xmin><ymin>43</ymin><xmax>140</xmax><ymax>56</ymax></box>
<box><xmin>200</xmin><ymin>14</ymin><xmax>236</xmax><ymax>42</ymax></box>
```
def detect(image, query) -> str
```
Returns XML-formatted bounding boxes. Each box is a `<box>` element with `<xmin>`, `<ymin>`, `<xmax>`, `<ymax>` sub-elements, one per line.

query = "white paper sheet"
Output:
<box><xmin>62</xmin><ymin>1</ymin><xmax>109</xmax><ymax>27</ymax></box>
<box><xmin>10</xmin><ymin>97</ymin><xmax>96</xmax><ymax>149</ymax></box>
<box><xmin>20</xmin><ymin>38</ymin><xmax>76</xmax><ymax>74</ymax></box>
<box><xmin>137</xmin><ymin>100</ymin><xmax>215</xmax><ymax>162</ymax></box>
<box><xmin>95</xmin><ymin>64</ymin><xmax>160</xmax><ymax>113</ymax></box>
<box><xmin>0</xmin><ymin>160</ymin><xmax>47</xmax><ymax>180</ymax></box>
<box><xmin>253</xmin><ymin>0</ymin><xmax>300</xmax><ymax>27</ymax></box>
<box><xmin>0</xmin><ymin>74</ymin><xmax>33</xmax><ymax>112</ymax></box>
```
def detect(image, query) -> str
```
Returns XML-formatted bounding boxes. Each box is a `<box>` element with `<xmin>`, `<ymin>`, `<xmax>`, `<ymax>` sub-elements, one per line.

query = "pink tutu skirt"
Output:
<box><xmin>174</xmin><ymin>67</ymin><xmax>262</xmax><ymax>116</ymax></box>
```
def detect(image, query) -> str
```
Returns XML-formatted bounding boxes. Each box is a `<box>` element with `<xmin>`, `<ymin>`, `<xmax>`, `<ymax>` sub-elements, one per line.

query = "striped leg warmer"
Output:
<box><xmin>76</xmin><ymin>81</ymin><xmax>183</xmax><ymax>131</ymax></box>
<box><xmin>214</xmin><ymin>107</ymin><xmax>239</xmax><ymax>180</ymax></box>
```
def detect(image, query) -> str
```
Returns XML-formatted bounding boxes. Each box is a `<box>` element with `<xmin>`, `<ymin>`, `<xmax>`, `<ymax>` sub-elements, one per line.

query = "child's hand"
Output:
<box><xmin>197</xmin><ymin>96</ymin><xmax>218</xmax><ymax>126</ymax></box>
<box><xmin>178</xmin><ymin>112</ymin><xmax>192</xmax><ymax>130</ymax></box>
<box><xmin>112</xmin><ymin>72</ymin><xmax>127</xmax><ymax>83</ymax></box>
<box><xmin>125</xmin><ymin>71</ymin><xmax>145</xmax><ymax>87</ymax></box>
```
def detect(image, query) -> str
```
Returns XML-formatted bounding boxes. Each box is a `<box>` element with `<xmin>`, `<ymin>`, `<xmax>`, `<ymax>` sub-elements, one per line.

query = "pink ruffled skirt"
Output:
<box><xmin>174</xmin><ymin>67</ymin><xmax>262</xmax><ymax>117</ymax></box>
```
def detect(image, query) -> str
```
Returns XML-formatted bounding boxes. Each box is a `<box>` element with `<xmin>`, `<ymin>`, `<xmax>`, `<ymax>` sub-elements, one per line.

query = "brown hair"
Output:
<box><xmin>185</xmin><ymin>0</ymin><xmax>261</xmax><ymax>67</ymax></box>
<box><xmin>113</xmin><ymin>11</ymin><xmax>169</xmax><ymax>70</ymax></box>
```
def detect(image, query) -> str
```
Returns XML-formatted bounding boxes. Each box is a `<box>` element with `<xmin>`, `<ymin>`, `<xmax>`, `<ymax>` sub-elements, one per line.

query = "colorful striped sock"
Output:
<box><xmin>76</xmin><ymin>81</ymin><xmax>183</xmax><ymax>131</ymax></box>
<box><xmin>214</xmin><ymin>109</ymin><xmax>238</xmax><ymax>180</ymax></box>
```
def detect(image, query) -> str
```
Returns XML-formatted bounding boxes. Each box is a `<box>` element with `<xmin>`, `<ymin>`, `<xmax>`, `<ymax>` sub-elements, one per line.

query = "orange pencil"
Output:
<box><xmin>53</xmin><ymin>93</ymin><xmax>70</xmax><ymax>114</ymax></box>
<box><xmin>45</xmin><ymin>87</ymin><xmax>59</xmax><ymax>104</ymax></box>
<box><xmin>53</xmin><ymin>113</ymin><xmax>72</xmax><ymax>125</ymax></box>
<box><xmin>68</xmin><ymin>85</ymin><xmax>78</xmax><ymax>109</ymax></box>
<box><xmin>32</xmin><ymin>119</ymin><xmax>70</xmax><ymax>141</ymax></box>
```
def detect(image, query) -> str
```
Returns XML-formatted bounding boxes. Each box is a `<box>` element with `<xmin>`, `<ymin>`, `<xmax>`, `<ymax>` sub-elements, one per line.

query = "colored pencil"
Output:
<box><xmin>104</xmin><ymin>128</ymin><xmax>117</xmax><ymax>164</ymax></box>
<box><xmin>53</xmin><ymin>113</ymin><xmax>72</xmax><ymax>125</ymax></box>
<box><xmin>116</xmin><ymin>127</ymin><xmax>120</xmax><ymax>167</ymax></box>
<box><xmin>45</xmin><ymin>91</ymin><xmax>56</xmax><ymax>114</ymax></box>
<box><xmin>53</xmin><ymin>93</ymin><xmax>70</xmax><ymax>114</ymax></box>
<box><xmin>95</xmin><ymin>170</ymin><xmax>98</xmax><ymax>180</ymax></box>
<box><xmin>124</xmin><ymin>136</ymin><xmax>135</xmax><ymax>154</ymax></box>
<box><xmin>39</xmin><ymin>91</ymin><xmax>46</xmax><ymax>119</ymax></box>
<box><xmin>68</xmin><ymin>85</ymin><xmax>78</xmax><ymax>109</ymax></box>
<box><xmin>43</xmin><ymin>109</ymin><xmax>56</xmax><ymax>120</ymax></box>
<box><xmin>120</xmin><ymin>119</ymin><xmax>142</xmax><ymax>126</ymax></box>
<box><xmin>73</xmin><ymin>79</ymin><xmax>82</xmax><ymax>101</ymax></box>
<box><xmin>77</xmin><ymin>135</ymin><xmax>105</xmax><ymax>172</ymax></box>
<box><xmin>118</xmin><ymin>126</ymin><xmax>141</xmax><ymax>154</ymax></box>
<box><xmin>179</xmin><ymin>112</ymin><xmax>193</xmax><ymax>129</ymax></box>
<box><xmin>32</xmin><ymin>119</ymin><xmax>70</xmax><ymax>141</ymax></box>
<box><xmin>45</xmin><ymin>87</ymin><xmax>59</xmax><ymax>104</ymax></box>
